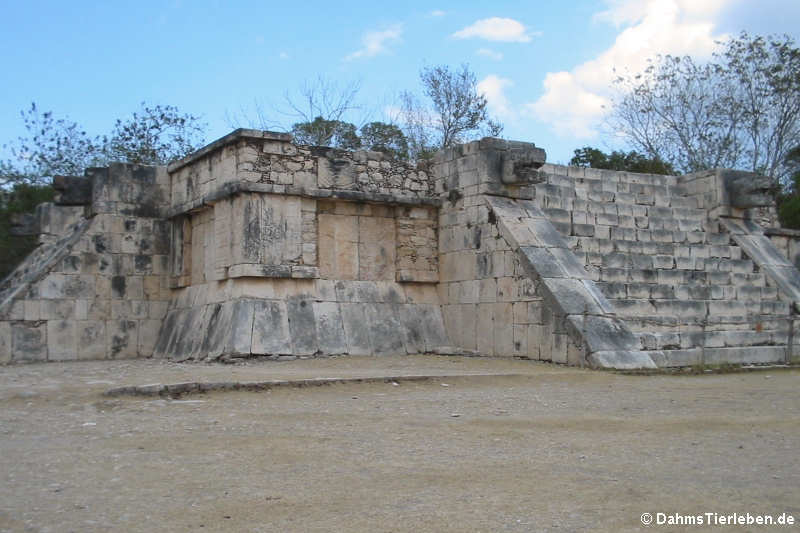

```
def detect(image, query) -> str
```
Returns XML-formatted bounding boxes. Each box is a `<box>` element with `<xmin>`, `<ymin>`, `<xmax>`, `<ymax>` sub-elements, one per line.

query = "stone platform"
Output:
<box><xmin>2</xmin><ymin>129</ymin><xmax>800</xmax><ymax>369</ymax></box>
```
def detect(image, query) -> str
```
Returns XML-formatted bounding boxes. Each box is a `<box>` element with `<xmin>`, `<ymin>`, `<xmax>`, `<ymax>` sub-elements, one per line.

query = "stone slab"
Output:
<box><xmin>313</xmin><ymin>301</ymin><xmax>348</xmax><ymax>355</ymax></box>
<box><xmin>287</xmin><ymin>296</ymin><xmax>318</xmax><ymax>355</ymax></box>
<box><xmin>566</xmin><ymin>314</ymin><xmax>642</xmax><ymax>353</ymax></box>
<box><xmin>340</xmin><ymin>303</ymin><xmax>373</xmax><ymax>355</ymax></box>
<box><xmin>364</xmin><ymin>303</ymin><xmax>405</xmax><ymax>355</ymax></box>
<box><xmin>587</xmin><ymin>350</ymin><xmax>658</xmax><ymax>369</ymax></box>
<box><xmin>251</xmin><ymin>300</ymin><xmax>292</xmax><ymax>355</ymax></box>
<box><xmin>541</xmin><ymin>278</ymin><xmax>611</xmax><ymax>315</ymax></box>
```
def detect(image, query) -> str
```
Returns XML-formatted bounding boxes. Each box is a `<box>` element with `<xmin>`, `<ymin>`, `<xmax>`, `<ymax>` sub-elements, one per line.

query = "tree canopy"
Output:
<box><xmin>400</xmin><ymin>64</ymin><xmax>503</xmax><ymax>159</ymax></box>
<box><xmin>0</xmin><ymin>102</ymin><xmax>207</xmax><ymax>280</ymax></box>
<box><xmin>570</xmin><ymin>146</ymin><xmax>675</xmax><ymax>175</ymax></box>
<box><xmin>1</xmin><ymin>102</ymin><xmax>206</xmax><ymax>187</ymax></box>
<box><xmin>608</xmin><ymin>32</ymin><xmax>800</xmax><ymax>185</ymax></box>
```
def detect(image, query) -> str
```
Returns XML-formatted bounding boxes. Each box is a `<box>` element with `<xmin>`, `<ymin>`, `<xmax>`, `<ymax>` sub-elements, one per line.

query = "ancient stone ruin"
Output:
<box><xmin>3</xmin><ymin>129</ymin><xmax>800</xmax><ymax>369</ymax></box>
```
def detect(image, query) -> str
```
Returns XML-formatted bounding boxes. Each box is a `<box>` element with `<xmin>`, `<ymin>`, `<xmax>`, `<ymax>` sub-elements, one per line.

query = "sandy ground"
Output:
<box><xmin>0</xmin><ymin>356</ymin><xmax>798</xmax><ymax>532</ymax></box>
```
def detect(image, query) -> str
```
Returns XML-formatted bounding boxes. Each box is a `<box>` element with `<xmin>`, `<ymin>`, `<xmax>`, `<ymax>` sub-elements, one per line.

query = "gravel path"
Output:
<box><xmin>0</xmin><ymin>357</ymin><xmax>798</xmax><ymax>532</ymax></box>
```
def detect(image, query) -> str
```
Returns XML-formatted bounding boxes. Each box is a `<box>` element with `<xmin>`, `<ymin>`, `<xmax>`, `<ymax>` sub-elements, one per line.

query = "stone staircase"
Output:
<box><xmin>524</xmin><ymin>164</ymin><xmax>798</xmax><ymax>367</ymax></box>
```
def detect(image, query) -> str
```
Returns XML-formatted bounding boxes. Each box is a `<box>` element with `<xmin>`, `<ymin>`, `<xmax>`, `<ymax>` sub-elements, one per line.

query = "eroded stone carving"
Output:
<box><xmin>719</xmin><ymin>169</ymin><xmax>774</xmax><ymax>208</ymax></box>
<box><xmin>500</xmin><ymin>148</ymin><xmax>546</xmax><ymax>184</ymax></box>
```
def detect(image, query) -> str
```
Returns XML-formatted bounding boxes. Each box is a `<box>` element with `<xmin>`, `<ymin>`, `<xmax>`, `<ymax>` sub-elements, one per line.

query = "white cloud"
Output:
<box><xmin>476</xmin><ymin>48</ymin><xmax>503</xmax><ymax>61</ymax></box>
<box><xmin>345</xmin><ymin>24</ymin><xmax>403</xmax><ymax>61</ymax></box>
<box><xmin>452</xmin><ymin>17</ymin><xmax>537</xmax><ymax>43</ymax></box>
<box><xmin>529</xmin><ymin>0</ymin><xmax>730</xmax><ymax>139</ymax></box>
<box><xmin>478</xmin><ymin>75</ymin><xmax>514</xmax><ymax>117</ymax></box>
<box><xmin>430</xmin><ymin>9</ymin><xmax>446</xmax><ymax>17</ymax></box>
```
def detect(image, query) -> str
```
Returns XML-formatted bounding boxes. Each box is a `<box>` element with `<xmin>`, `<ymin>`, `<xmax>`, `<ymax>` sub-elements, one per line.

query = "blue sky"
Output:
<box><xmin>1</xmin><ymin>0</ymin><xmax>799</xmax><ymax>165</ymax></box>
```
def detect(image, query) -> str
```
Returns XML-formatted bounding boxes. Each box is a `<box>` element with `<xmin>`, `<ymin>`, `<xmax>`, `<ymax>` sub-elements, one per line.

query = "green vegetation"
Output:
<box><xmin>0</xmin><ymin>183</ymin><xmax>54</xmax><ymax>279</ymax></box>
<box><xmin>777</xmin><ymin>146</ymin><xmax>800</xmax><ymax>229</ymax></box>
<box><xmin>569</xmin><ymin>146</ymin><xmax>675</xmax><ymax>175</ymax></box>
<box><xmin>0</xmin><ymin>102</ymin><xmax>206</xmax><ymax>280</ymax></box>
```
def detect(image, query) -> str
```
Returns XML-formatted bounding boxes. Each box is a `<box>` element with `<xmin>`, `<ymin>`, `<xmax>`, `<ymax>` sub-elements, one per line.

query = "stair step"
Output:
<box><xmin>650</xmin><ymin>346</ymin><xmax>789</xmax><ymax>367</ymax></box>
<box><xmin>637</xmin><ymin>328</ymin><xmax>794</xmax><ymax>350</ymax></box>
<box><xmin>596</xmin><ymin>281</ymin><xmax>777</xmax><ymax>300</ymax></box>
<box><xmin>609</xmin><ymin>298</ymin><xmax>791</xmax><ymax>317</ymax></box>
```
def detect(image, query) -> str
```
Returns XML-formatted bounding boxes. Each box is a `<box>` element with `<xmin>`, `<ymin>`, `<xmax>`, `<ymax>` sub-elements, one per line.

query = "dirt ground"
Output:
<box><xmin>0</xmin><ymin>356</ymin><xmax>798</xmax><ymax>532</ymax></box>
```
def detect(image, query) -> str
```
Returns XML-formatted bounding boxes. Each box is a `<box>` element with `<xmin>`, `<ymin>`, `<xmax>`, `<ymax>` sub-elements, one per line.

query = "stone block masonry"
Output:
<box><xmin>3</xmin><ymin>128</ymin><xmax>800</xmax><ymax>368</ymax></box>
<box><xmin>0</xmin><ymin>164</ymin><xmax>171</xmax><ymax>362</ymax></box>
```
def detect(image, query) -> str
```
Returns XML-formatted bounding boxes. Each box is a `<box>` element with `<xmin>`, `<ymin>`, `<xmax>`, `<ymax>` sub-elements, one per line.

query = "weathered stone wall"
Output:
<box><xmin>766</xmin><ymin>227</ymin><xmax>800</xmax><ymax>269</ymax></box>
<box><xmin>167</xmin><ymin>129</ymin><xmax>434</xmax><ymax>215</ymax></box>
<box><xmin>432</xmin><ymin>140</ymin><xmax>551</xmax><ymax>359</ymax></box>
<box><xmin>155</xmin><ymin>279</ymin><xmax>447</xmax><ymax>361</ymax></box>
<box><xmin>0</xmin><ymin>164</ymin><xmax>171</xmax><ymax>363</ymax></box>
<box><xmin>5</xmin><ymin>127</ymin><xmax>798</xmax><ymax>368</ymax></box>
<box><xmin>151</xmin><ymin>129</ymin><xmax>445</xmax><ymax>361</ymax></box>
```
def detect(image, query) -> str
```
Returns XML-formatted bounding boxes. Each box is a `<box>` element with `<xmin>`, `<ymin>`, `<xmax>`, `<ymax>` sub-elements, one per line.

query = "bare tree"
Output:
<box><xmin>227</xmin><ymin>77</ymin><xmax>367</xmax><ymax>148</ymax></box>
<box><xmin>609</xmin><ymin>32</ymin><xmax>800</xmax><ymax>184</ymax></box>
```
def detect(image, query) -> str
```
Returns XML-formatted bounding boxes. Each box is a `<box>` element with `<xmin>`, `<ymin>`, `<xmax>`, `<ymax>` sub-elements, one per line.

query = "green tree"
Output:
<box><xmin>291</xmin><ymin>117</ymin><xmax>361</xmax><ymax>149</ymax></box>
<box><xmin>400</xmin><ymin>64</ymin><xmax>503</xmax><ymax>159</ymax></box>
<box><xmin>0</xmin><ymin>102</ymin><xmax>206</xmax><ymax>280</ymax></box>
<box><xmin>609</xmin><ymin>32</ymin><xmax>800</xmax><ymax>184</ymax></box>
<box><xmin>1</xmin><ymin>102</ymin><xmax>206</xmax><ymax>187</ymax></box>
<box><xmin>1</xmin><ymin>103</ymin><xmax>105</xmax><ymax>186</ymax></box>
<box><xmin>778</xmin><ymin>146</ymin><xmax>800</xmax><ymax>228</ymax></box>
<box><xmin>0</xmin><ymin>183</ymin><xmax>54</xmax><ymax>278</ymax></box>
<box><xmin>570</xmin><ymin>146</ymin><xmax>675</xmax><ymax>175</ymax></box>
<box><xmin>359</xmin><ymin>121</ymin><xmax>408</xmax><ymax>160</ymax></box>
<box><xmin>104</xmin><ymin>103</ymin><xmax>206</xmax><ymax>165</ymax></box>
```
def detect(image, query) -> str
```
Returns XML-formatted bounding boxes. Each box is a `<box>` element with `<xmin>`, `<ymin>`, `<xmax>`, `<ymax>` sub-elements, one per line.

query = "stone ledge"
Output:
<box><xmin>765</xmin><ymin>227</ymin><xmax>800</xmax><ymax>238</ymax></box>
<box><xmin>167</xmin><ymin>128</ymin><xmax>292</xmax><ymax>173</ymax></box>
<box><xmin>103</xmin><ymin>373</ymin><xmax>525</xmax><ymax>397</ymax></box>
<box><xmin>165</xmin><ymin>181</ymin><xmax>441</xmax><ymax>218</ymax></box>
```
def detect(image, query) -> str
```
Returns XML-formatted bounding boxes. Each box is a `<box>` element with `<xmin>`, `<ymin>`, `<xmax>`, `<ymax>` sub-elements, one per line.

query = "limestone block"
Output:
<box><xmin>358</xmin><ymin>215</ymin><xmax>396</xmax><ymax>281</ymax></box>
<box><xmin>251</xmin><ymin>300</ymin><xmax>292</xmax><ymax>355</ymax></box>
<box><xmin>227</xmin><ymin>299</ymin><xmax>256</xmax><ymax>356</ymax></box>
<box><xmin>566</xmin><ymin>315</ymin><xmax>642</xmax><ymax>353</ymax></box>
<box><xmin>200</xmin><ymin>303</ymin><xmax>232</xmax><ymax>359</ymax></box>
<box><xmin>318</xmin><ymin>214</ymin><xmax>359</xmax><ymax>280</ymax></box>
<box><xmin>479</xmin><ymin>278</ymin><xmax>497</xmax><ymax>302</ymax></box>
<box><xmin>526</xmin><ymin>324</ymin><xmax>543</xmax><ymax>359</ymax></box>
<box><xmin>340</xmin><ymin>303</ymin><xmax>373</xmax><ymax>355</ymax></box>
<box><xmin>291</xmin><ymin>265</ymin><xmax>319</xmax><ymax>279</ymax></box>
<box><xmin>0</xmin><ymin>322</ymin><xmax>10</xmax><ymax>363</ymax></box>
<box><xmin>314</xmin><ymin>301</ymin><xmax>347</xmax><ymax>355</ymax></box>
<box><xmin>24</xmin><ymin>300</ymin><xmax>40</xmax><ymax>321</ymax></box>
<box><xmin>137</xmin><ymin>319</ymin><xmax>163</xmax><ymax>357</ymax></box>
<box><xmin>493</xmin><ymin>302</ymin><xmax>513</xmax><ymax>356</ymax></box>
<box><xmin>46</xmin><ymin>320</ymin><xmax>77</xmax><ymax>361</ymax></box>
<box><xmin>541</xmin><ymin>278</ymin><xmax>614</xmax><ymax>316</ymax></box>
<box><xmin>107</xmin><ymin>319</ymin><xmax>138</xmax><ymax>359</ymax></box>
<box><xmin>401</xmin><ymin>283</ymin><xmax>439</xmax><ymax>305</ymax></box>
<box><xmin>365</xmin><ymin>303</ymin><xmax>406</xmax><ymax>355</ymax></box>
<box><xmin>287</xmin><ymin>296</ymin><xmax>318</xmax><ymax>355</ymax></box>
<box><xmin>38</xmin><ymin>274</ymin><xmax>95</xmax><ymax>299</ymax></box>
<box><xmin>77</xmin><ymin>320</ymin><xmax>106</xmax><ymax>360</ymax></box>
<box><xmin>476</xmin><ymin>303</ymin><xmax>494</xmax><ymax>356</ymax></box>
<box><xmin>397</xmin><ymin>304</ymin><xmax>427</xmax><ymax>354</ymax></box>
<box><xmin>588</xmin><ymin>350</ymin><xmax>659</xmax><ymax>369</ymax></box>
<box><xmin>318</xmin><ymin>157</ymin><xmax>354</xmax><ymax>189</ymax></box>
<box><xmin>762</xmin><ymin>265</ymin><xmax>800</xmax><ymax>303</ymax></box>
<box><xmin>519</xmin><ymin>246</ymin><xmax>589</xmax><ymax>279</ymax></box>
<box><xmin>228</xmin><ymin>264</ymin><xmax>292</xmax><ymax>278</ymax></box>
<box><xmin>335</xmin><ymin>280</ymin><xmax>380</xmax><ymax>303</ymax></box>
<box><xmin>523</xmin><ymin>218</ymin><xmax>568</xmax><ymax>248</ymax></box>
<box><xmin>11</xmin><ymin>322</ymin><xmax>47</xmax><ymax>362</ymax></box>
<box><xmin>419</xmin><ymin>304</ymin><xmax>449</xmax><ymax>352</ymax></box>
